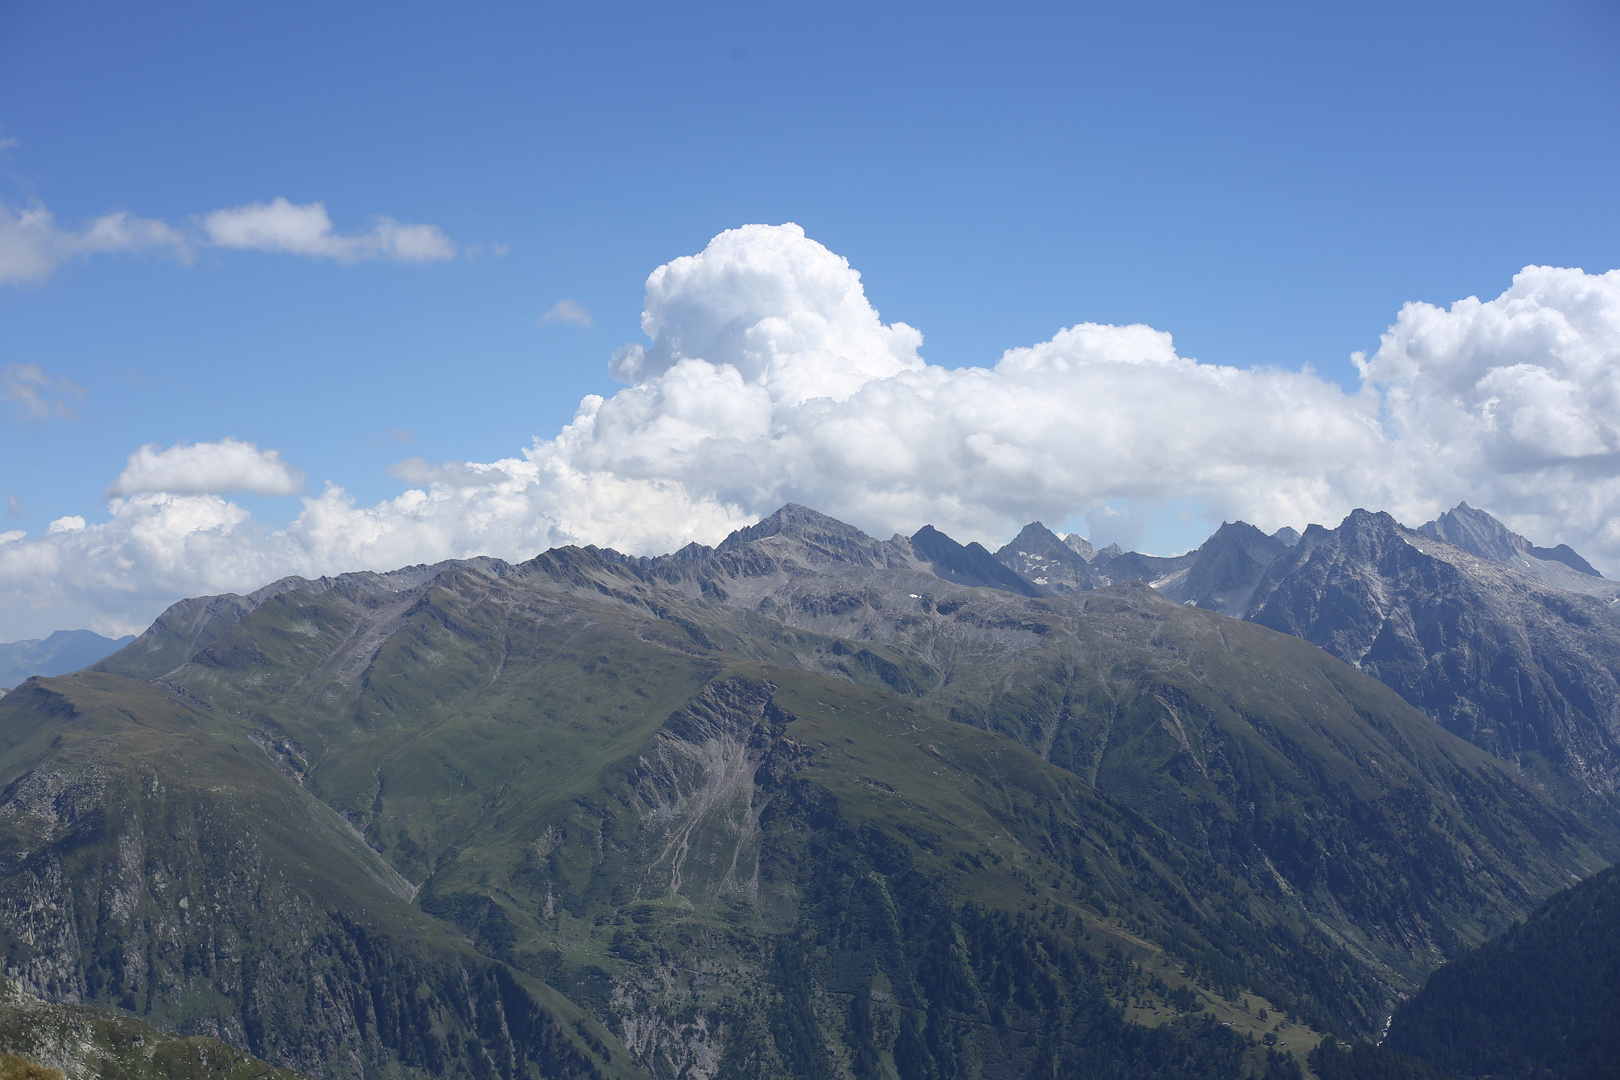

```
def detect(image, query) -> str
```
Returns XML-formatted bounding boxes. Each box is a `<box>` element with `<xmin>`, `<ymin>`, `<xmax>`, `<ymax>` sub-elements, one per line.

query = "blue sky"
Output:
<box><xmin>2</xmin><ymin>1</ymin><xmax>1619</xmax><ymax>638</ymax></box>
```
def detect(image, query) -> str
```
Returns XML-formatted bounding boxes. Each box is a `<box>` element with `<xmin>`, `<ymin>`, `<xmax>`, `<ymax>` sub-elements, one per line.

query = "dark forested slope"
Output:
<box><xmin>1381</xmin><ymin>863</ymin><xmax>1620</xmax><ymax>1080</ymax></box>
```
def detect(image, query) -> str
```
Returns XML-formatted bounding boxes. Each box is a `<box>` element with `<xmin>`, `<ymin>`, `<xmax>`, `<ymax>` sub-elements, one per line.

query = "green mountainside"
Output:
<box><xmin>1380</xmin><ymin>863</ymin><xmax>1620</xmax><ymax>1080</ymax></box>
<box><xmin>0</xmin><ymin>506</ymin><xmax>1609</xmax><ymax>1080</ymax></box>
<box><xmin>0</xmin><ymin>976</ymin><xmax>304</xmax><ymax>1080</ymax></box>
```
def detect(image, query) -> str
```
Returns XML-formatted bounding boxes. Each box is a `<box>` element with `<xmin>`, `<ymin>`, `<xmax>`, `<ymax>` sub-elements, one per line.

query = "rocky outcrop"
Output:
<box><xmin>992</xmin><ymin>522</ymin><xmax>1097</xmax><ymax>593</ymax></box>
<box><xmin>0</xmin><ymin>976</ymin><xmax>307</xmax><ymax>1080</ymax></box>
<box><xmin>1247</xmin><ymin>509</ymin><xmax>1620</xmax><ymax>793</ymax></box>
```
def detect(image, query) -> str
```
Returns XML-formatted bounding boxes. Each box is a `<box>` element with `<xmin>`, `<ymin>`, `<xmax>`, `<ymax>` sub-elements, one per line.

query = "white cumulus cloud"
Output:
<box><xmin>1360</xmin><ymin>265</ymin><xmax>1620</xmax><ymax>557</ymax></box>
<box><xmin>2</xmin><ymin>224</ymin><xmax>1619</xmax><ymax>640</ymax></box>
<box><xmin>106</xmin><ymin>438</ymin><xmax>307</xmax><ymax>498</ymax></box>
<box><xmin>199</xmin><ymin>198</ymin><xmax>456</xmax><ymax>263</ymax></box>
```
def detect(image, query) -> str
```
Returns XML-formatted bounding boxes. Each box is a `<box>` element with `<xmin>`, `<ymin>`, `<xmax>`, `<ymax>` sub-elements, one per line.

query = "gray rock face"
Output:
<box><xmin>1417</xmin><ymin>502</ymin><xmax>1616</xmax><ymax>598</ymax></box>
<box><xmin>1061</xmin><ymin>532</ymin><xmax>1097</xmax><ymax>560</ymax></box>
<box><xmin>992</xmin><ymin>521</ymin><xmax>1098</xmax><ymax>593</ymax></box>
<box><xmin>1152</xmin><ymin>522</ymin><xmax>1291</xmax><ymax>617</ymax></box>
<box><xmin>1246</xmin><ymin>509</ymin><xmax>1620</xmax><ymax>794</ymax></box>
<box><xmin>1088</xmin><ymin>547</ymin><xmax>1195</xmax><ymax>588</ymax></box>
<box><xmin>908</xmin><ymin>524</ymin><xmax>1043</xmax><ymax>596</ymax></box>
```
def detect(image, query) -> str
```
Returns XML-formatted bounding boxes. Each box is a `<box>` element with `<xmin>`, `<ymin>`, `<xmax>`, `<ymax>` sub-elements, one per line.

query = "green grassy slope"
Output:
<box><xmin>0</xmin><ymin>674</ymin><xmax>636</xmax><ymax>1080</ymax></box>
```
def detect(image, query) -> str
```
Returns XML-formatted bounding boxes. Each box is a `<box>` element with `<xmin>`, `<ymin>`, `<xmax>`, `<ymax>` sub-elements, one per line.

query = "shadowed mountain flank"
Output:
<box><xmin>1382</xmin><ymin>864</ymin><xmax>1620</xmax><ymax>1080</ymax></box>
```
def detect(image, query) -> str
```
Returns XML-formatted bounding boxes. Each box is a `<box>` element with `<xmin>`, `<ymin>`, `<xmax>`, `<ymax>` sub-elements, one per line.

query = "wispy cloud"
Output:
<box><xmin>0</xmin><ymin>202</ymin><xmax>189</xmax><ymax>286</ymax></box>
<box><xmin>1</xmin><ymin>363</ymin><xmax>86</xmax><ymax>419</ymax></box>
<box><xmin>199</xmin><ymin>198</ymin><xmax>456</xmax><ymax>263</ymax></box>
<box><xmin>0</xmin><ymin>194</ymin><xmax>460</xmax><ymax>287</ymax></box>
<box><xmin>540</xmin><ymin>299</ymin><xmax>593</xmax><ymax>328</ymax></box>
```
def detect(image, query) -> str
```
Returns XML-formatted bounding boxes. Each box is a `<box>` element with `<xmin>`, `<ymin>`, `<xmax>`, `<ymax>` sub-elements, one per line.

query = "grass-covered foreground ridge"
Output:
<box><xmin>0</xmin><ymin>506</ymin><xmax>1609</xmax><ymax>1079</ymax></box>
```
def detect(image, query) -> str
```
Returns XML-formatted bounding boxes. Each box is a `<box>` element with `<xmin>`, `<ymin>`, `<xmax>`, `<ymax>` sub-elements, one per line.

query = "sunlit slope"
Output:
<box><xmin>908</xmin><ymin>587</ymin><xmax>1599</xmax><ymax>976</ymax></box>
<box><xmin>96</xmin><ymin>566</ymin><xmax>1355</xmax><ymax>1073</ymax></box>
<box><xmin>0</xmin><ymin>672</ymin><xmax>636</xmax><ymax>1080</ymax></box>
<box><xmin>637</xmin><ymin>530</ymin><xmax>1605</xmax><ymax>987</ymax></box>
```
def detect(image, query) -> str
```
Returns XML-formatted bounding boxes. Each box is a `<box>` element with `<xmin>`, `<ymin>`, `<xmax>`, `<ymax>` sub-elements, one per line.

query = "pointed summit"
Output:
<box><xmin>1420</xmin><ymin>502</ymin><xmax>1603</xmax><ymax>581</ymax></box>
<box><xmin>1062</xmin><ymin>534</ymin><xmax>1097</xmax><ymax>560</ymax></box>
<box><xmin>910</xmin><ymin>525</ymin><xmax>1043</xmax><ymax>596</ymax></box>
<box><xmin>993</xmin><ymin>522</ymin><xmax>1097</xmax><ymax>593</ymax></box>
<box><xmin>714</xmin><ymin>504</ymin><xmax>889</xmax><ymax>565</ymax></box>
<box><xmin>1152</xmin><ymin>521</ymin><xmax>1288</xmax><ymax>616</ymax></box>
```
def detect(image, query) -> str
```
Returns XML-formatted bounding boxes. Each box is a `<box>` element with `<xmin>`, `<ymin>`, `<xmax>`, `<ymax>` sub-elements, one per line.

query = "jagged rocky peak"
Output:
<box><xmin>1420</xmin><ymin>502</ymin><xmax>1529</xmax><ymax>563</ymax></box>
<box><xmin>1272</xmin><ymin>526</ymin><xmax>1301</xmax><ymax>546</ymax></box>
<box><xmin>1301</xmin><ymin>507</ymin><xmax>1410</xmax><ymax>559</ymax></box>
<box><xmin>1420</xmin><ymin>501</ymin><xmax>1604</xmax><ymax>580</ymax></box>
<box><xmin>910</xmin><ymin>524</ymin><xmax>1044</xmax><ymax>596</ymax></box>
<box><xmin>713</xmin><ymin>502</ymin><xmax>890</xmax><ymax>566</ymax></box>
<box><xmin>1151</xmin><ymin>521</ymin><xmax>1290</xmax><ymax>617</ymax></box>
<box><xmin>992</xmin><ymin>522</ymin><xmax>1097</xmax><ymax>593</ymax></box>
<box><xmin>1062</xmin><ymin>533</ymin><xmax>1097</xmax><ymax>560</ymax></box>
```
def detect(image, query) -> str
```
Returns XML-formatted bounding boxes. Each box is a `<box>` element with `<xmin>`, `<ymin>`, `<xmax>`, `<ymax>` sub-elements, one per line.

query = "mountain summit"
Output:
<box><xmin>1418</xmin><ymin>501</ymin><xmax>1606</xmax><ymax>589</ymax></box>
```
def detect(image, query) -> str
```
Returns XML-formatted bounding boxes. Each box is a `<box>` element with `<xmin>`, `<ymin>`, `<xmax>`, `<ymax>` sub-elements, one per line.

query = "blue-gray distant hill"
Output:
<box><xmin>0</xmin><ymin>630</ymin><xmax>135</xmax><ymax>689</ymax></box>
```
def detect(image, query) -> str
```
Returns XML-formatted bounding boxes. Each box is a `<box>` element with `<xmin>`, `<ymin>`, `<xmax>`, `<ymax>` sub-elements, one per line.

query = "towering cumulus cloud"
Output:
<box><xmin>2</xmin><ymin>223</ymin><xmax>1618</xmax><ymax>638</ymax></box>
<box><xmin>1363</xmin><ymin>266</ymin><xmax>1620</xmax><ymax>554</ymax></box>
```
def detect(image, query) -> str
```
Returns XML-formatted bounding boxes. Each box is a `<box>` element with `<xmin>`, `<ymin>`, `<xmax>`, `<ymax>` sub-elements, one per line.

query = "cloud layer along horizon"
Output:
<box><xmin>4</xmin><ymin>222</ymin><xmax>1619</xmax><ymax>638</ymax></box>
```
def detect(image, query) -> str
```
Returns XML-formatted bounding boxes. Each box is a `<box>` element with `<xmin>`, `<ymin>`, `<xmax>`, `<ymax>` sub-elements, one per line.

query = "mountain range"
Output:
<box><xmin>0</xmin><ymin>631</ymin><xmax>134</xmax><ymax>692</ymax></box>
<box><xmin>995</xmin><ymin>503</ymin><xmax>1620</xmax><ymax>806</ymax></box>
<box><xmin>0</xmin><ymin>502</ymin><xmax>1614</xmax><ymax>1080</ymax></box>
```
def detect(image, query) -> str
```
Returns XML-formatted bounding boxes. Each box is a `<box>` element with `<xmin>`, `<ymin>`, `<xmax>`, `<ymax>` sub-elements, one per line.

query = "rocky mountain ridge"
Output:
<box><xmin>994</xmin><ymin>504</ymin><xmax>1620</xmax><ymax>799</ymax></box>
<box><xmin>0</xmin><ymin>502</ymin><xmax>1613</xmax><ymax>1080</ymax></box>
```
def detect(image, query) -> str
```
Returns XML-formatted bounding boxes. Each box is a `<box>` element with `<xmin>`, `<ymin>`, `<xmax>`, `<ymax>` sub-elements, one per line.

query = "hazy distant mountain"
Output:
<box><xmin>0</xmin><ymin>630</ymin><xmax>133</xmax><ymax>689</ymax></box>
<box><xmin>0</xmin><ymin>504</ymin><xmax>1604</xmax><ymax>1080</ymax></box>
